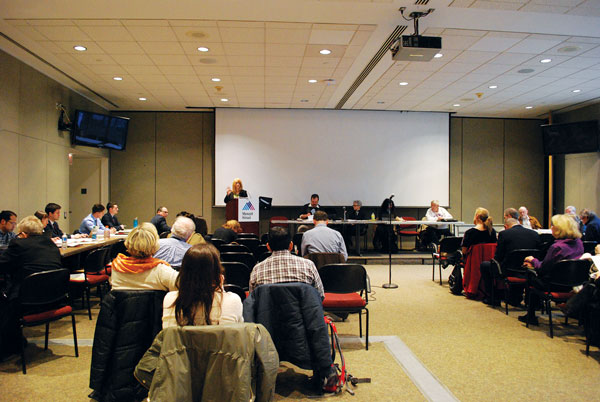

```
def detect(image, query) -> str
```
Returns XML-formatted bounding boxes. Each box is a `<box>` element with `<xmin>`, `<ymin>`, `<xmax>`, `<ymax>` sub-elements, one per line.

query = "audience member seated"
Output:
<box><xmin>213</xmin><ymin>220</ymin><xmax>242</xmax><ymax>244</ymax></box>
<box><xmin>343</xmin><ymin>200</ymin><xmax>366</xmax><ymax>248</ymax></box>
<box><xmin>45</xmin><ymin>202</ymin><xmax>85</xmax><ymax>239</ymax></box>
<box><xmin>565</xmin><ymin>205</ymin><xmax>584</xmax><ymax>233</ymax></box>
<box><xmin>480</xmin><ymin>215</ymin><xmax>541</xmax><ymax>305</ymax></box>
<box><xmin>519</xmin><ymin>214</ymin><xmax>584</xmax><ymax>326</ymax></box>
<box><xmin>79</xmin><ymin>203</ymin><xmax>115</xmax><ymax>236</ymax></box>
<box><xmin>34</xmin><ymin>211</ymin><xmax>52</xmax><ymax>237</ymax></box>
<box><xmin>0</xmin><ymin>216</ymin><xmax>62</xmax><ymax>359</ymax></box>
<box><xmin>223</xmin><ymin>177</ymin><xmax>248</xmax><ymax>203</ymax></box>
<box><xmin>580</xmin><ymin>208</ymin><xmax>600</xmax><ymax>243</ymax></box>
<box><xmin>503</xmin><ymin>207</ymin><xmax>519</xmax><ymax>221</ymax></box>
<box><xmin>162</xmin><ymin>243</ymin><xmax>243</xmax><ymax>328</ymax></box>
<box><xmin>110</xmin><ymin>223</ymin><xmax>178</xmax><ymax>291</ymax></box>
<box><xmin>518</xmin><ymin>206</ymin><xmax>542</xmax><ymax>230</ymax></box>
<box><xmin>0</xmin><ymin>210</ymin><xmax>17</xmax><ymax>246</ymax></box>
<box><xmin>373</xmin><ymin>198</ymin><xmax>400</xmax><ymax>253</ymax></box>
<box><xmin>461</xmin><ymin>207</ymin><xmax>497</xmax><ymax>255</ymax></box>
<box><xmin>420</xmin><ymin>199</ymin><xmax>454</xmax><ymax>248</ymax></box>
<box><xmin>154</xmin><ymin>216</ymin><xmax>194</xmax><ymax>267</ymax></box>
<box><xmin>301</xmin><ymin>211</ymin><xmax>348</xmax><ymax>261</ymax></box>
<box><xmin>300</xmin><ymin>193</ymin><xmax>321</xmax><ymax>219</ymax></box>
<box><xmin>250</xmin><ymin>227</ymin><xmax>324</xmax><ymax>299</ymax></box>
<box><xmin>101</xmin><ymin>202</ymin><xmax>125</xmax><ymax>230</ymax></box>
<box><xmin>151</xmin><ymin>206</ymin><xmax>171</xmax><ymax>235</ymax></box>
<box><xmin>169</xmin><ymin>211</ymin><xmax>206</xmax><ymax>245</ymax></box>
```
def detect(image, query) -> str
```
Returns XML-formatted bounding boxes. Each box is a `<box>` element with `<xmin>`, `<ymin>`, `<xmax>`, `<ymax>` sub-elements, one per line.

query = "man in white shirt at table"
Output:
<box><xmin>420</xmin><ymin>200</ymin><xmax>453</xmax><ymax>249</ymax></box>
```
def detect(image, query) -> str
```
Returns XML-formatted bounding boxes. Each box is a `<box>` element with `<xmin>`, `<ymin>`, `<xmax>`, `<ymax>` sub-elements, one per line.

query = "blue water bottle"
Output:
<box><xmin>133</xmin><ymin>217</ymin><xmax>138</xmax><ymax>228</ymax></box>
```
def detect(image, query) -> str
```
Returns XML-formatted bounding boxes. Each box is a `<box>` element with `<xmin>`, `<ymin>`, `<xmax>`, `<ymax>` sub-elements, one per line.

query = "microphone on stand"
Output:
<box><xmin>389</xmin><ymin>194</ymin><xmax>395</xmax><ymax>200</ymax></box>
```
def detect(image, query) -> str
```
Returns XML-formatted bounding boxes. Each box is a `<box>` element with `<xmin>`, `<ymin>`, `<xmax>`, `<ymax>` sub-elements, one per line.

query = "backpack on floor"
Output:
<box><xmin>448</xmin><ymin>266</ymin><xmax>463</xmax><ymax>295</ymax></box>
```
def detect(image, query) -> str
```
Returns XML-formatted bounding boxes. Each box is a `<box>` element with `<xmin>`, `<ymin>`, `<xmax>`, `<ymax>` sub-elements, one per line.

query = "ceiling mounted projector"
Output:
<box><xmin>391</xmin><ymin>8</ymin><xmax>441</xmax><ymax>62</ymax></box>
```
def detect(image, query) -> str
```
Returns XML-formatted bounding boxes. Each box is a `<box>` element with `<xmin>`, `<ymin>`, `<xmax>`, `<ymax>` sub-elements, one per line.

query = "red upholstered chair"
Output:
<box><xmin>318</xmin><ymin>264</ymin><xmax>369</xmax><ymax>350</ymax></box>
<box><xmin>398</xmin><ymin>217</ymin><xmax>420</xmax><ymax>250</ymax></box>
<box><xmin>494</xmin><ymin>249</ymin><xmax>540</xmax><ymax>315</ymax></box>
<box><xmin>18</xmin><ymin>268</ymin><xmax>78</xmax><ymax>374</ymax></box>
<box><xmin>529</xmin><ymin>259</ymin><xmax>591</xmax><ymax>338</ymax></box>
<box><xmin>462</xmin><ymin>243</ymin><xmax>497</xmax><ymax>300</ymax></box>
<box><xmin>70</xmin><ymin>247</ymin><xmax>110</xmax><ymax>320</ymax></box>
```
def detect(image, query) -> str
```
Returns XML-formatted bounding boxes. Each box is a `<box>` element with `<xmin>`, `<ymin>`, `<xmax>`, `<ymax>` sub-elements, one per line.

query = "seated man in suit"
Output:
<box><xmin>101</xmin><ymin>202</ymin><xmax>125</xmax><ymax>231</ymax></box>
<box><xmin>153</xmin><ymin>216</ymin><xmax>194</xmax><ymax>267</ymax></box>
<box><xmin>299</xmin><ymin>194</ymin><xmax>321</xmax><ymax>219</ymax></box>
<box><xmin>0</xmin><ymin>210</ymin><xmax>17</xmax><ymax>247</ymax></box>
<box><xmin>301</xmin><ymin>211</ymin><xmax>348</xmax><ymax>261</ymax></box>
<box><xmin>581</xmin><ymin>208</ymin><xmax>600</xmax><ymax>243</ymax></box>
<box><xmin>151</xmin><ymin>206</ymin><xmax>171</xmax><ymax>235</ymax></box>
<box><xmin>479</xmin><ymin>215</ymin><xmax>541</xmax><ymax>305</ymax></box>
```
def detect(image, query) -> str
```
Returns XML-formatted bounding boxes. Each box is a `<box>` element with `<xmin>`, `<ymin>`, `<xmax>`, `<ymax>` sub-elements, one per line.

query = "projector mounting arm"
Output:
<box><xmin>399</xmin><ymin>7</ymin><xmax>435</xmax><ymax>36</ymax></box>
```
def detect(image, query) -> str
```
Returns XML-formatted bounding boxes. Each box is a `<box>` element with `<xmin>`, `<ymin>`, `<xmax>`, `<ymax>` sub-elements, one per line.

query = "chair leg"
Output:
<box><xmin>44</xmin><ymin>322</ymin><xmax>49</xmax><ymax>350</ymax></box>
<box><xmin>358</xmin><ymin>311</ymin><xmax>363</xmax><ymax>338</ymax></box>
<box><xmin>365</xmin><ymin>308</ymin><xmax>369</xmax><ymax>351</ymax></box>
<box><xmin>19</xmin><ymin>325</ymin><xmax>26</xmax><ymax>374</ymax></box>
<box><xmin>526</xmin><ymin>290</ymin><xmax>531</xmax><ymax>328</ymax></box>
<box><xmin>71</xmin><ymin>314</ymin><xmax>79</xmax><ymax>357</ymax></box>
<box><xmin>432</xmin><ymin>259</ymin><xmax>435</xmax><ymax>281</ymax></box>
<box><xmin>548</xmin><ymin>300</ymin><xmax>554</xmax><ymax>338</ymax></box>
<box><xmin>86</xmin><ymin>287</ymin><xmax>92</xmax><ymax>320</ymax></box>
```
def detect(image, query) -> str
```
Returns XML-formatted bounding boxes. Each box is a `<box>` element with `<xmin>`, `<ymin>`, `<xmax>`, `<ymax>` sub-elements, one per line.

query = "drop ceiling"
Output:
<box><xmin>1</xmin><ymin>0</ymin><xmax>599</xmax><ymax>118</ymax></box>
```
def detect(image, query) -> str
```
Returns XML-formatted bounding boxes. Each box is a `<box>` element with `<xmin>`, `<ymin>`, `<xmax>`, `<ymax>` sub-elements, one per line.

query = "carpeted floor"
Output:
<box><xmin>1</xmin><ymin>264</ymin><xmax>599</xmax><ymax>401</ymax></box>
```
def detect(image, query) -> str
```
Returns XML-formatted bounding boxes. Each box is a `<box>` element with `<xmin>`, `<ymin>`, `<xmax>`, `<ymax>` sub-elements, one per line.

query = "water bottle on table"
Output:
<box><xmin>62</xmin><ymin>234</ymin><xmax>68</xmax><ymax>248</ymax></box>
<box><xmin>91</xmin><ymin>225</ymin><xmax>98</xmax><ymax>240</ymax></box>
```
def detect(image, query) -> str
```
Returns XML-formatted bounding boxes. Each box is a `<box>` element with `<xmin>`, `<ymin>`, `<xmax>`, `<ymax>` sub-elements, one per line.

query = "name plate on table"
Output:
<box><xmin>238</xmin><ymin>197</ymin><xmax>259</xmax><ymax>222</ymax></box>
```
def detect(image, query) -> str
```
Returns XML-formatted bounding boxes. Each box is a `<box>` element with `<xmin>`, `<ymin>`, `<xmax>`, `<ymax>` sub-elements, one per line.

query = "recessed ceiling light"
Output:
<box><xmin>377</xmin><ymin>101</ymin><xmax>385</xmax><ymax>104</ymax></box>
<box><xmin>557</xmin><ymin>45</ymin><xmax>581</xmax><ymax>54</ymax></box>
<box><xmin>220</xmin><ymin>98</ymin><xmax>228</xmax><ymax>102</ymax></box>
<box><xmin>399</xmin><ymin>82</ymin><xmax>409</xmax><ymax>86</ymax></box>
<box><xmin>211</xmin><ymin>78</ymin><xmax>221</xmax><ymax>82</ymax></box>
<box><xmin>197</xmin><ymin>47</ymin><xmax>209</xmax><ymax>52</ymax></box>
<box><xmin>308</xmin><ymin>79</ymin><xmax>318</xmax><ymax>83</ymax></box>
<box><xmin>138</xmin><ymin>97</ymin><xmax>147</xmax><ymax>101</ymax></box>
<box><xmin>525</xmin><ymin>106</ymin><xmax>533</xmax><ymax>109</ymax></box>
<box><xmin>488</xmin><ymin>85</ymin><xmax>498</xmax><ymax>89</ymax></box>
<box><xmin>518</xmin><ymin>68</ymin><xmax>535</xmax><ymax>74</ymax></box>
<box><xmin>540</xmin><ymin>58</ymin><xmax>552</xmax><ymax>63</ymax></box>
<box><xmin>319</xmin><ymin>49</ymin><xmax>331</xmax><ymax>55</ymax></box>
<box><xmin>113</xmin><ymin>77</ymin><xmax>123</xmax><ymax>81</ymax></box>
<box><xmin>434</xmin><ymin>53</ymin><xmax>443</xmax><ymax>58</ymax></box>
<box><xmin>572</xmin><ymin>89</ymin><xmax>581</xmax><ymax>93</ymax></box>
<box><xmin>73</xmin><ymin>45</ymin><xmax>87</xmax><ymax>52</ymax></box>
<box><xmin>300</xmin><ymin>99</ymin><xmax>309</xmax><ymax>103</ymax></box>
<box><xmin>453</xmin><ymin>104</ymin><xmax>460</xmax><ymax>107</ymax></box>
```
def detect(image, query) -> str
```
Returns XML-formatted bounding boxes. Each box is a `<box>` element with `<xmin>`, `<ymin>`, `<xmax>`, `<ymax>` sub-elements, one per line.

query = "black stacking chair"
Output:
<box><xmin>237</xmin><ymin>233</ymin><xmax>259</xmax><ymax>240</ymax></box>
<box><xmin>236</xmin><ymin>238</ymin><xmax>260</xmax><ymax>254</ymax></box>
<box><xmin>254</xmin><ymin>244</ymin><xmax>269</xmax><ymax>258</ymax></box>
<box><xmin>70</xmin><ymin>247</ymin><xmax>111</xmax><ymax>320</ymax></box>
<box><xmin>219</xmin><ymin>243</ymin><xmax>252</xmax><ymax>254</ymax></box>
<box><xmin>209</xmin><ymin>238</ymin><xmax>225</xmax><ymax>249</ymax></box>
<box><xmin>220</xmin><ymin>252</ymin><xmax>257</xmax><ymax>270</ymax></box>
<box><xmin>224</xmin><ymin>284</ymin><xmax>247</xmax><ymax>302</ymax></box>
<box><xmin>583</xmin><ymin>241</ymin><xmax>597</xmax><ymax>255</ymax></box>
<box><xmin>495</xmin><ymin>249</ymin><xmax>540</xmax><ymax>315</ymax></box>
<box><xmin>431</xmin><ymin>237</ymin><xmax>462</xmax><ymax>285</ymax></box>
<box><xmin>222</xmin><ymin>262</ymin><xmax>252</xmax><ymax>291</ymax></box>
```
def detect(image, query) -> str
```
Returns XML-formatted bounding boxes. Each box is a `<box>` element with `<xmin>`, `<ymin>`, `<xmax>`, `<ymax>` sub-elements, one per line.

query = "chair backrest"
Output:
<box><xmin>220</xmin><ymin>252</ymin><xmax>257</xmax><ymax>269</ymax></box>
<box><xmin>304</xmin><ymin>252</ymin><xmax>345</xmax><ymax>269</ymax></box>
<box><xmin>224</xmin><ymin>284</ymin><xmax>248</xmax><ymax>302</ymax></box>
<box><xmin>85</xmin><ymin>248</ymin><xmax>110</xmax><ymax>274</ymax></box>
<box><xmin>439</xmin><ymin>236</ymin><xmax>462</xmax><ymax>253</ymax></box>
<box><xmin>222</xmin><ymin>262</ymin><xmax>251</xmax><ymax>290</ymax></box>
<box><xmin>193</xmin><ymin>217</ymin><xmax>208</xmax><ymax>236</ymax></box>
<box><xmin>257</xmin><ymin>251</ymin><xmax>272</xmax><ymax>262</ymax></box>
<box><xmin>398</xmin><ymin>217</ymin><xmax>418</xmax><ymax>232</ymax></box>
<box><xmin>318</xmin><ymin>264</ymin><xmax>368</xmax><ymax>297</ymax></box>
<box><xmin>254</xmin><ymin>244</ymin><xmax>269</xmax><ymax>257</ymax></box>
<box><xmin>219</xmin><ymin>243</ymin><xmax>252</xmax><ymax>254</ymax></box>
<box><xmin>547</xmin><ymin>259</ymin><xmax>592</xmax><ymax>288</ymax></box>
<box><xmin>583</xmin><ymin>241</ymin><xmax>597</xmax><ymax>255</ymax></box>
<box><xmin>236</xmin><ymin>238</ymin><xmax>260</xmax><ymax>253</ymax></box>
<box><xmin>292</xmin><ymin>233</ymin><xmax>303</xmax><ymax>253</ymax></box>
<box><xmin>269</xmin><ymin>216</ymin><xmax>288</xmax><ymax>229</ymax></box>
<box><xmin>109</xmin><ymin>240</ymin><xmax>128</xmax><ymax>260</ymax></box>
<box><xmin>159</xmin><ymin>231</ymin><xmax>170</xmax><ymax>238</ymax></box>
<box><xmin>260</xmin><ymin>233</ymin><xmax>269</xmax><ymax>244</ymax></box>
<box><xmin>539</xmin><ymin>233</ymin><xmax>554</xmax><ymax>245</ymax></box>
<box><xmin>237</xmin><ymin>233</ymin><xmax>259</xmax><ymax>240</ymax></box>
<box><xmin>19</xmin><ymin>268</ymin><xmax>70</xmax><ymax>308</ymax></box>
<box><xmin>209</xmin><ymin>238</ymin><xmax>225</xmax><ymax>248</ymax></box>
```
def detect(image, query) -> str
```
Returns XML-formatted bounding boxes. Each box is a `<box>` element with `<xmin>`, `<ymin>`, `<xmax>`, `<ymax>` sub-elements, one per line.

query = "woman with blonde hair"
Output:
<box><xmin>162</xmin><ymin>243</ymin><xmax>243</xmax><ymax>328</ymax></box>
<box><xmin>110</xmin><ymin>223</ymin><xmax>178</xmax><ymax>291</ymax></box>
<box><xmin>461</xmin><ymin>207</ymin><xmax>497</xmax><ymax>255</ymax></box>
<box><xmin>519</xmin><ymin>214</ymin><xmax>584</xmax><ymax>325</ymax></box>
<box><xmin>224</xmin><ymin>177</ymin><xmax>248</xmax><ymax>203</ymax></box>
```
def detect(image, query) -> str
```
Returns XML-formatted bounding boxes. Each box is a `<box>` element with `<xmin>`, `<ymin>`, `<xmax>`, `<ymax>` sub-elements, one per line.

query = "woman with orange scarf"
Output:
<box><xmin>110</xmin><ymin>223</ymin><xmax>178</xmax><ymax>291</ymax></box>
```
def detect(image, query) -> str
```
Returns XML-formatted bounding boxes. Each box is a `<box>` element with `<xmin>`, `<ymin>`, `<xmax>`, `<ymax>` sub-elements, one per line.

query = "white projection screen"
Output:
<box><xmin>215</xmin><ymin>108</ymin><xmax>449</xmax><ymax>207</ymax></box>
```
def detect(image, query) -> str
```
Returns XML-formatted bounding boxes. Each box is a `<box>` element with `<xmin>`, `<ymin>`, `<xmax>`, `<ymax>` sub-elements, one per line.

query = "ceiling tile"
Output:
<box><xmin>309</xmin><ymin>29</ymin><xmax>354</xmax><ymax>45</ymax></box>
<box><xmin>149</xmin><ymin>55</ymin><xmax>192</xmax><ymax>66</ymax></box>
<box><xmin>79</xmin><ymin>25</ymin><xmax>134</xmax><ymax>41</ymax></box>
<box><xmin>96</xmin><ymin>41</ymin><xmax>145</xmax><ymax>55</ymax></box>
<box><xmin>219</xmin><ymin>28</ymin><xmax>265</xmax><ymax>43</ymax></box>
<box><xmin>171</xmin><ymin>26</ymin><xmax>222</xmax><ymax>42</ymax></box>
<box><xmin>468</xmin><ymin>36</ymin><xmax>523</xmax><ymax>52</ymax></box>
<box><xmin>267</xmin><ymin>29</ymin><xmax>311</xmax><ymax>44</ymax></box>
<box><xmin>181</xmin><ymin>42</ymin><xmax>225</xmax><ymax>55</ymax></box>
<box><xmin>33</xmin><ymin>25</ymin><xmax>91</xmax><ymax>41</ymax></box>
<box><xmin>111</xmin><ymin>54</ymin><xmax>154</xmax><ymax>65</ymax></box>
<box><xmin>507</xmin><ymin>37</ymin><xmax>565</xmax><ymax>53</ymax></box>
<box><xmin>223</xmin><ymin>43</ymin><xmax>265</xmax><ymax>56</ymax></box>
<box><xmin>139</xmin><ymin>41</ymin><xmax>185</xmax><ymax>55</ymax></box>
<box><xmin>127</xmin><ymin>26</ymin><xmax>178</xmax><ymax>41</ymax></box>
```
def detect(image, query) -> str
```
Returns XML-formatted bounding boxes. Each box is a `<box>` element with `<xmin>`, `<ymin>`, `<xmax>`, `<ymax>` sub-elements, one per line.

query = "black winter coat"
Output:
<box><xmin>89</xmin><ymin>290</ymin><xmax>166</xmax><ymax>402</ymax></box>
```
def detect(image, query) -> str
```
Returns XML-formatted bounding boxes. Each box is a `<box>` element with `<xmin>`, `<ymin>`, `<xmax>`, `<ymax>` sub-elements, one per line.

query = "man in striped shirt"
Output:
<box><xmin>249</xmin><ymin>226</ymin><xmax>324</xmax><ymax>299</ymax></box>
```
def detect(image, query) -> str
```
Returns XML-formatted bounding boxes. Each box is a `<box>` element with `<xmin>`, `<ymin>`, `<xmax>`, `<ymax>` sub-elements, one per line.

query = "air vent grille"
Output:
<box><xmin>335</xmin><ymin>25</ymin><xmax>406</xmax><ymax>110</ymax></box>
<box><xmin>415</xmin><ymin>0</ymin><xmax>429</xmax><ymax>4</ymax></box>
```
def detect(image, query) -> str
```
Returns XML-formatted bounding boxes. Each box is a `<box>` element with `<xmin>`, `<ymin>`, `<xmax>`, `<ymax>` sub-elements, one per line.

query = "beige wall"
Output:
<box><xmin>109</xmin><ymin>112</ymin><xmax>216</xmax><ymax>231</ymax></box>
<box><xmin>0</xmin><ymin>49</ymin><xmax>109</xmax><ymax>232</ymax></box>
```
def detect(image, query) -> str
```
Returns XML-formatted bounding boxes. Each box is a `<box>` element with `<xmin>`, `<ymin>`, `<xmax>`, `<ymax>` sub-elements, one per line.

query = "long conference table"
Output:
<box><xmin>271</xmin><ymin>219</ymin><xmax>464</xmax><ymax>256</ymax></box>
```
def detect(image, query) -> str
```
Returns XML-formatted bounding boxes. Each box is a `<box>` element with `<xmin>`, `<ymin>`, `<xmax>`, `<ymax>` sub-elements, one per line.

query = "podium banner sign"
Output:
<box><xmin>238</xmin><ymin>197</ymin><xmax>259</xmax><ymax>222</ymax></box>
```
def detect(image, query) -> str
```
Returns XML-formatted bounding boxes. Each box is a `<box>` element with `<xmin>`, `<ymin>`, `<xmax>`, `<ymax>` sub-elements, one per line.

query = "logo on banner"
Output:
<box><xmin>242</xmin><ymin>201</ymin><xmax>255</xmax><ymax>211</ymax></box>
<box><xmin>238</xmin><ymin>197</ymin><xmax>259</xmax><ymax>222</ymax></box>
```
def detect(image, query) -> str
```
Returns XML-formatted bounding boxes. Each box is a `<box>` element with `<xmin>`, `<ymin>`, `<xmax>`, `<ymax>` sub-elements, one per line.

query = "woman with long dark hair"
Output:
<box><xmin>162</xmin><ymin>243</ymin><xmax>243</xmax><ymax>327</ymax></box>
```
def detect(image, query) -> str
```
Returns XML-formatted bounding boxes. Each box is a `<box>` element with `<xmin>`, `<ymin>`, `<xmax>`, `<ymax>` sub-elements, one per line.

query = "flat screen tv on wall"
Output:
<box><xmin>71</xmin><ymin>110</ymin><xmax>129</xmax><ymax>151</ymax></box>
<box><xmin>541</xmin><ymin>120</ymin><xmax>600</xmax><ymax>156</ymax></box>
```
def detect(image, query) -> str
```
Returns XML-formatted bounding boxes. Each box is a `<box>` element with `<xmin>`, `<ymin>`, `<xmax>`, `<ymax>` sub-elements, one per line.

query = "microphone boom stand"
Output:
<box><xmin>382</xmin><ymin>201</ymin><xmax>398</xmax><ymax>289</ymax></box>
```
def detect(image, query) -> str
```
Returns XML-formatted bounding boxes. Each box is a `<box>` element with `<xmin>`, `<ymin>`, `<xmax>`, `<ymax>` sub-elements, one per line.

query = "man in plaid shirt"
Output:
<box><xmin>249</xmin><ymin>226</ymin><xmax>324</xmax><ymax>299</ymax></box>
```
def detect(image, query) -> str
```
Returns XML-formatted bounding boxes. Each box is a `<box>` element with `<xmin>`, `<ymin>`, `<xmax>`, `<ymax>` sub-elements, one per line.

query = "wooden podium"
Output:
<box><xmin>225</xmin><ymin>198</ymin><xmax>259</xmax><ymax>235</ymax></box>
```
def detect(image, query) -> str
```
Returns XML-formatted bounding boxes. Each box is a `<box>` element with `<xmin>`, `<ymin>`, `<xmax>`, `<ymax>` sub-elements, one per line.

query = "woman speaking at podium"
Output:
<box><xmin>223</xmin><ymin>178</ymin><xmax>248</xmax><ymax>203</ymax></box>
